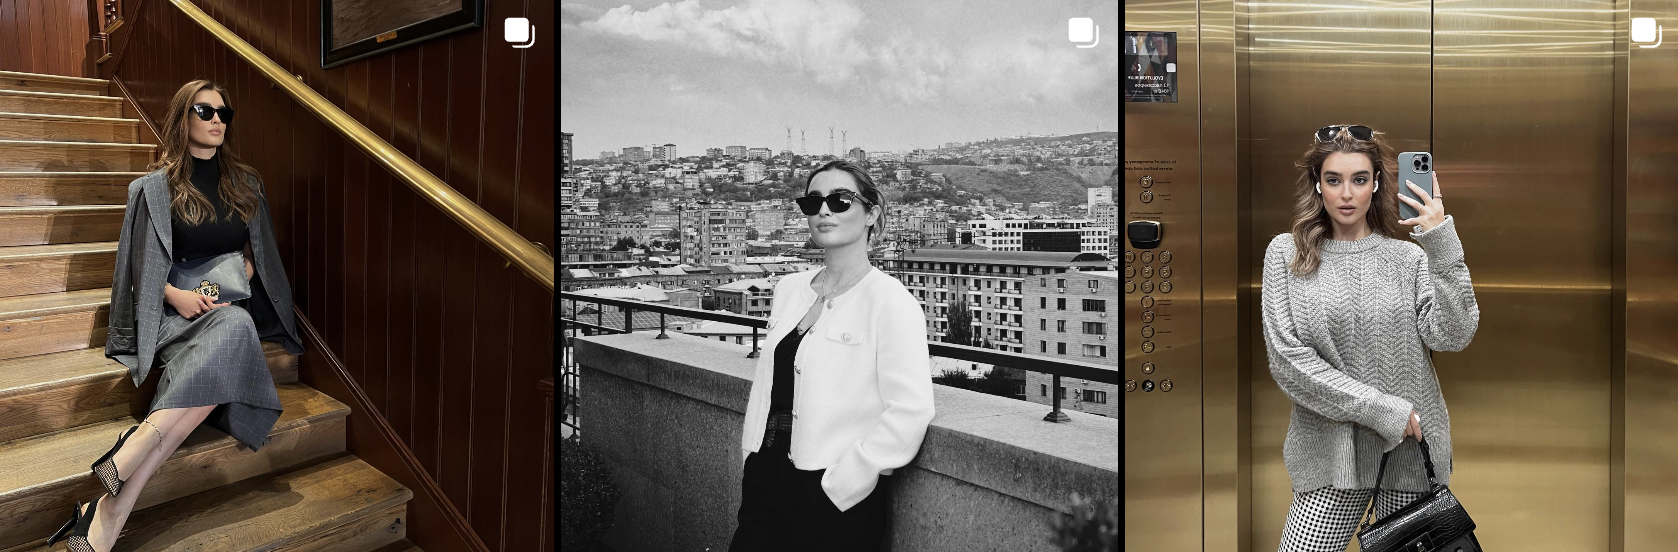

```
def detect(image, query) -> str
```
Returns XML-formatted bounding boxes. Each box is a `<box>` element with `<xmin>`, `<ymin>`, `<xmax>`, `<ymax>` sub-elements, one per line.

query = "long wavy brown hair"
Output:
<box><xmin>147</xmin><ymin>80</ymin><xmax>260</xmax><ymax>226</ymax></box>
<box><xmin>1287</xmin><ymin>125</ymin><xmax>1405</xmax><ymax>276</ymax></box>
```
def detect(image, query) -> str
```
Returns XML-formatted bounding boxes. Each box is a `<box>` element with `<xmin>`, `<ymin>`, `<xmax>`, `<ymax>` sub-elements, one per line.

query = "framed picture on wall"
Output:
<box><xmin>321</xmin><ymin>0</ymin><xmax>484</xmax><ymax>69</ymax></box>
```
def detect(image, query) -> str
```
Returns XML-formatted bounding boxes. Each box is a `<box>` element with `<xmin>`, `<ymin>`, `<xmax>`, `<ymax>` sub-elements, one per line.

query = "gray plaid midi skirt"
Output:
<box><xmin>152</xmin><ymin>298</ymin><xmax>283</xmax><ymax>451</ymax></box>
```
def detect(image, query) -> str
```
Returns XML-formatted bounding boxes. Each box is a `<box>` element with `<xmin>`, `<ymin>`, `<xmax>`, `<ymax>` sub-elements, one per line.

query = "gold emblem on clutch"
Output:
<box><xmin>192</xmin><ymin>279</ymin><xmax>221</xmax><ymax>301</ymax></box>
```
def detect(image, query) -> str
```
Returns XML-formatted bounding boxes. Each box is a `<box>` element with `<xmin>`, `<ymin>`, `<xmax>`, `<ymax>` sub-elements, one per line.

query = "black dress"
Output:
<box><xmin>729</xmin><ymin>326</ymin><xmax>892</xmax><ymax>552</ymax></box>
<box><xmin>149</xmin><ymin>154</ymin><xmax>283</xmax><ymax>451</ymax></box>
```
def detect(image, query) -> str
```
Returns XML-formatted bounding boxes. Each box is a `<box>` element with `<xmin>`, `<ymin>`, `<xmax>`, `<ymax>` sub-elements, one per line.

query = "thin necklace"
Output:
<box><xmin>815</xmin><ymin>266</ymin><xmax>869</xmax><ymax>308</ymax></box>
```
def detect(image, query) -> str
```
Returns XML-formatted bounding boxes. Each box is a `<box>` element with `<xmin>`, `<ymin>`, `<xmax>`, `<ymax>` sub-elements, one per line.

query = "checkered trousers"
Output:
<box><xmin>1277</xmin><ymin>486</ymin><xmax>1427</xmax><ymax>552</ymax></box>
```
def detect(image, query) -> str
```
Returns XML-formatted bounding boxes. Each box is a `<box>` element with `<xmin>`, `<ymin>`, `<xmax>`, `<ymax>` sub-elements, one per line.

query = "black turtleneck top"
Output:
<box><xmin>171</xmin><ymin>154</ymin><xmax>250</xmax><ymax>263</ymax></box>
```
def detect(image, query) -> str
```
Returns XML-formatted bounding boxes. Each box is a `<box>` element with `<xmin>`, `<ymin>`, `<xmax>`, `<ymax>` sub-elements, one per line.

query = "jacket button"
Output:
<box><xmin>767</xmin><ymin>319</ymin><xmax>776</xmax><ymax>329</ymax></box>
<box><xmin>795</xmin><ymin>367</ymin><xmax>802</xmax><ymax>374</ymax></box>
<box><xmin>842</xmin><ymin>332</ymin><xmax>852</xmax><ymax>342</ymax></box>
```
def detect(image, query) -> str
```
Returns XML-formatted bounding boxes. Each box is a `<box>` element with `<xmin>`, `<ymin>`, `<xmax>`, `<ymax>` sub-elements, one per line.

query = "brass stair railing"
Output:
<box><xmin>167</xmin><ymin>0</ymin><xmax>554</xmax><ymax>290</ymax></box>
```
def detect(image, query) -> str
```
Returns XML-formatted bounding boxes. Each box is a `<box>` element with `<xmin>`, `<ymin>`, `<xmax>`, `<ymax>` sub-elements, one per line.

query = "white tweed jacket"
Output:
<box><xmin>739</xmin><ymin>266</ymin><xmax>936</xmax><ymax>512</ymax></box>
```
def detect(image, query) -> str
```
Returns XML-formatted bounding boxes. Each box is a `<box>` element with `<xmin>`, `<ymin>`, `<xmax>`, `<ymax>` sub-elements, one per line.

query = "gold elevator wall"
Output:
<box><xmin>1127</xmin><ymin>0</ymin><xmax>1678</xmax><ymax>550</ymax></box>
<box><xmin>1247</xmin><ymin>1</ymin><xmax>1617</xmax><ymax>550</ymax></box>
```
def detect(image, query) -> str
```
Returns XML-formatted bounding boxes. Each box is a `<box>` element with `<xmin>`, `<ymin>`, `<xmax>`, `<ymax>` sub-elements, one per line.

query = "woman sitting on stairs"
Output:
<box><xmin>46</xmin><ymin>79</ymin><xmax>306</xmax><ymax>552</ymax></box>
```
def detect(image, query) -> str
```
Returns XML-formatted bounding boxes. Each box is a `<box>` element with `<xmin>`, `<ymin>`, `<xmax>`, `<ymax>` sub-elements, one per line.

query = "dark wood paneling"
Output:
<box><xmin>0</xmin><ymin>0</ymin><xmax>89</xmax><ymax>76</ymax></box>
<box><xmin>438</xmin><ymin>7</ymin><xmax>484</xmax><ymax>525</ymax></box>
<box><xmin>95</xmin><ymin>2</ymin><xmax>553</xmax><ymax>551</ymax></box>
<box><xmin>410</xmin><ymin>36</ymin><xmax>449</xmax><ymax>480</ymax></box>
<box><xmin>469</xmin><ymin>1</ymin><xmax>521</xmax><ymax>548</ymax></box>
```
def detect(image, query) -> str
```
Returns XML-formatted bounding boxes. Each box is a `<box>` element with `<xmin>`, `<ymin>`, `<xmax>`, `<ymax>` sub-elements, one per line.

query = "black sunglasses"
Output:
<box><xmin>1315</xmin><ymin>124</ymin><xmax>1371</xmax><ymax>142</ymax></box>
<box><xmin>189</xmin><ymin>103</ymin><xmax>236</xmax><ymax>125</ymax></box>
<box><xmin>794</xmin><ymin>190</ymin><xmax>871</xmax><ymax>216</ymax></box>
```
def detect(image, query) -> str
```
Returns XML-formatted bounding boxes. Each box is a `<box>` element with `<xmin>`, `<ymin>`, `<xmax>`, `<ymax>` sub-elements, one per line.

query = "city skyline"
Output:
<box><xmin>560</xmin><ymin>0</ymin><xmax>1119</xmax><ymax>157</ymax></box>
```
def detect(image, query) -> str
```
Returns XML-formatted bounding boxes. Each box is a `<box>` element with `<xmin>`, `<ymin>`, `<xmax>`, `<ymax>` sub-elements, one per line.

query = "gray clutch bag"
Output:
<box><xmin>167</xmin><ymin>251</ymin><xmax>251</xmax><ymax>303</ymax></box>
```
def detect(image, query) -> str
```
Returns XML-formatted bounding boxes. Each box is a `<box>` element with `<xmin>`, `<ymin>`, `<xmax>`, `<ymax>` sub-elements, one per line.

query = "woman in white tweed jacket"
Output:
<box><xmin>1261</xmin><ymin>125</ymin><xmax>1480</xmax><ymax>552</ymax></box>
<box><xmin>729</xmin><ymin>160</ymin><xmax>936</xmax><ymax>552</ymax></box>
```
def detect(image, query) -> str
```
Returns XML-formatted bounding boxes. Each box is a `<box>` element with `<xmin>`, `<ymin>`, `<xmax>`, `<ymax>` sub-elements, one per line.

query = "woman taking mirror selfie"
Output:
<box><xmin>48</xmin><ymin>80</ymin><xmax>304</xmax><ymax>552</ymax></box>
<box><xmin>729</xmin><ymin>160</ymin><xmax>936</xmax><ymax>551</ymax></box>
<box><xmin>1262</xmin><ymin>125</ymin><xmax>1481</xmax><ymax>551</ymax></box>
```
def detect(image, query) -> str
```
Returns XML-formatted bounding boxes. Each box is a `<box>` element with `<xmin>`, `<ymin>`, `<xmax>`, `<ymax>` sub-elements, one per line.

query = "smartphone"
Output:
<box><xmin>1396</xmin><ymin>151</ymin><xmax>1434</xmax><ymax>222</ymax></box>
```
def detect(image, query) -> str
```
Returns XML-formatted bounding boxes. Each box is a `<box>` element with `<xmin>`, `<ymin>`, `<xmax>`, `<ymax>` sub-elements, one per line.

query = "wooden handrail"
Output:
<box><xmin>166</xmin><ymin>0</ymin><xmax>554</xmax><ymax>291</ymax></box>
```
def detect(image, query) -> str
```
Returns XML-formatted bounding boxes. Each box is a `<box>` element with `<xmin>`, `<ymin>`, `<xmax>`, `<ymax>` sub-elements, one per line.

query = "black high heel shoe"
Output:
<box><xmin>46</xmin><ymin>498</ymin><xmax>101</xmax><ymax>552</ymax></box>
<box><xmin>90</xmin><ymin>425</ymin><xmax>138</xmax><ymax>497</ymax></box>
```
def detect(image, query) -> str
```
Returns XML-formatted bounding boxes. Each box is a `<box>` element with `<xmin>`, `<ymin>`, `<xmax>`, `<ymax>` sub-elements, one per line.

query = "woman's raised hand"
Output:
<box><xmin>1398</xmin><ymin>171</ymin><xmax>1447</xmax><ymax>232</ymax></box>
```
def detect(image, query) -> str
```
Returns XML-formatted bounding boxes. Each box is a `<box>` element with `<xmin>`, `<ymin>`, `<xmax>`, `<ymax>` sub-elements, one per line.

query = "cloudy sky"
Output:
<box><xmin>560</xmin><ymin>0</ymin><xmax>1118</xmax><ymax>158</ymax></box>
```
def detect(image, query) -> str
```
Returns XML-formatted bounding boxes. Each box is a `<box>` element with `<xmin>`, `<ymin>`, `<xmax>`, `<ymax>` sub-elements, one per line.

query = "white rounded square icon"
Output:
<box><xmin>505</xmin><ymin>17</ymin><xmax>532</xmax><ymax>42</ymax></box>
<box><xmin>1633</xmin><ymin>17</ymin><xmax>1657</xmax><ymax>43</ymax></box>
<box><xmin>1068</xmin><ymin>18</ymin><xmax>1095</xmax><ymax>43</ymax></box>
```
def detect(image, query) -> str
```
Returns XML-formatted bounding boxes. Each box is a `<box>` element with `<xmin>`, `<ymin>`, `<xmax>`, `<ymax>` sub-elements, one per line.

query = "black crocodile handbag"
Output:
<box><xmin>1355</xmin><ymin>438</ymin><xmax>1482</xmax><ymax>552</ymax></box>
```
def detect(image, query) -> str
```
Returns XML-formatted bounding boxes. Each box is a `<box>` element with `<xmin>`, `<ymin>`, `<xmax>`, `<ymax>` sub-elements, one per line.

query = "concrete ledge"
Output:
<box><xmin>574</xmin><ymin>332</ymin><xmax>1117</xmax><ymax>551</ymax></box>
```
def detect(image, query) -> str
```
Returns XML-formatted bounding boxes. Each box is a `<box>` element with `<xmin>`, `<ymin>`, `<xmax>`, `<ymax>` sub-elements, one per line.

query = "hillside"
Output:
<box><xmin>917</xmin><ymin>164</ymin><xmax>1114</xmax><ymax>206</ymax></box>
<box><xmin>959</xmin><ymin>131</ymin><xmax>1118</xmax><ymax>149</ymax></box>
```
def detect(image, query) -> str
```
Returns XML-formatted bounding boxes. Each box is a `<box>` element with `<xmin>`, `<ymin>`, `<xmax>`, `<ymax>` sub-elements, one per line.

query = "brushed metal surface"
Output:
<box><xmin>1431</xmin><ymin>2</ymin><xmax>1617</xmax><ymax>550</ymax></box>
<box><xmin>1199</xmin><ymin>0</ymin><xmax>1251</xmax><ymax>549</ymax></box>
<box><xmin>1623</xmin><ymin>0</ymin><xmax>1678</xmax><ymax>548</ymax></box>
<box><xmin>1244</xmin><ymin>2</ymin><xmax>1433</xmax><ymax>550</ymax></box>
<box><xmin>1128</xmin><ymin>1</ymin><xmax>1656</xmax><ymax>549</ymax></box>
<box><xmin>1125</xmin><ymin>4</ymin><xmax>1205</xmax><ymax>551</ymax></box>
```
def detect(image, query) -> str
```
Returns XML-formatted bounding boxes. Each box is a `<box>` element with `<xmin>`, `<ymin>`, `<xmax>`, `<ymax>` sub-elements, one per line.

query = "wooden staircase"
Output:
<box><xmin>0</xmin><ymin>70</ymin><xmax>421</xmax><ymax>552</ymax></box>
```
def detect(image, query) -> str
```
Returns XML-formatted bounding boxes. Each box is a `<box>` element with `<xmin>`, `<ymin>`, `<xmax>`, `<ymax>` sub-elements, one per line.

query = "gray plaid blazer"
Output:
<box><xmin>106</xmin><ymin>168</ymin><xmax>305</xmax><ymax>388</ymax></box>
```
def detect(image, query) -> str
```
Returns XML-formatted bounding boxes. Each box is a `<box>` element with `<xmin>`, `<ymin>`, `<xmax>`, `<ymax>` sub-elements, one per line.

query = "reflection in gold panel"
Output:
<box><xmin>1431</xmin><ymin>1</ymin><xmax>1617</xmax><ymax>549</ymax></box>
<box><xmin>1244</xmin><ymin>1</ymin><xmax>1432</xmax><ymax>549</ymax></box>
<box><xmin>1125</xmin><ymin>0</ymin><xmax>1672</xmax><ymax>548</ymax></box>
<box><xmin>1125</xmin><ymin>3</ymin><xmax>1203</xmax><ymax>552</ymax></box>
<box><xmin>1624</xmin><ymin>0</ymin><xmax>1678</xmax><ymax>548</ymax></box>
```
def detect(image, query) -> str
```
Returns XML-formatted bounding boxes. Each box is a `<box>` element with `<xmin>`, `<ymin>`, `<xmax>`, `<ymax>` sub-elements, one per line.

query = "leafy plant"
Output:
<box><xmin>560</xmin><ymin>438</ymin><xmax>620</xmax><ymax>549</ymax></box>
<box><xmin>932</xmin><ymin>369</ymin><xmax>973</xmax><ymax>390</ymax></box>
<box><xmin>1047</xmin><ymin>492</ymin><xmax>1118</xmax><ymax>552</ymax></box>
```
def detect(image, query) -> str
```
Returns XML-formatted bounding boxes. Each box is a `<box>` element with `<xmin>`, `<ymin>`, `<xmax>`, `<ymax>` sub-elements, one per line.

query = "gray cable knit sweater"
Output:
<box><xmin>1262</xmin><ymin>214</ymin><xmax>1480</xmax><ymax>494</ymax></box>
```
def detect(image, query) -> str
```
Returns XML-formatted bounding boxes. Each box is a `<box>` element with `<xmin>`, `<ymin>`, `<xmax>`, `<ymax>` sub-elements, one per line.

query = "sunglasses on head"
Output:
<box><xmin>794</xmin><ymin>190</ymin><xmax>871</xmax><ymax>216</ymax></box>
<box><xmin>1315</xmin><ymin>124</ymin><xmax>1372</xmax><ymax>142</ymax></box>
<box><xmin>189</xmin><ymin>103</ymin><xmax>235</xmax><ymax>125</ymax></box>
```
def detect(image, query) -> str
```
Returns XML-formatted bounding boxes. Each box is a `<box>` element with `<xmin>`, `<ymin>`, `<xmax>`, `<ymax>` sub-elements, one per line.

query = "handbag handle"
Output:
<box><xmin>1357</xmin><ymin>436</ymin><xmax>1438</xmax><ymax>534</ymax></box>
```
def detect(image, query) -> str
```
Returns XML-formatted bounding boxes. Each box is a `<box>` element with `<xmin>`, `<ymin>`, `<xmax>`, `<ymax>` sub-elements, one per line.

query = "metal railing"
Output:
<box><xmin>558</xmin><ymin>291</ymin><xmax>1117</xmax><ymax>440</ymax></box>
<box><xmin>168</xmin><ymin>0</ymin><xmax>554</xmax><ymax>290</ymax></box>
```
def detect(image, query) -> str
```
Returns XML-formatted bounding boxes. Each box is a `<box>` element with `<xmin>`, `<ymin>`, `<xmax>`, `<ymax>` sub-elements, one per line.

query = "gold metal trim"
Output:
<box><xmin>167</xmin><ymin>0</ymin><xmax>555</xmax><ymax>291</ymax></box>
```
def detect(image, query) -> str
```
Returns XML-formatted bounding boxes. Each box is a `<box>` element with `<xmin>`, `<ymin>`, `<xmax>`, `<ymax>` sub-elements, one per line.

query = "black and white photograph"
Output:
<box><xmin>559</xmin><ymin>0</ymin><xmax>1119</xmax><ymax>550</ymax></box>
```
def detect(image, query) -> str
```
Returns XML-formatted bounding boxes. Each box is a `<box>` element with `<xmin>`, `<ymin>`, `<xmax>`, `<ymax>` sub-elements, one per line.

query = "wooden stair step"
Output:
<box><xmin>0</xmin><ymin>341</ymin><xmax>298</xmax><ymax>442</ymax></box>
<box><xmin>6</xmin><ymin>456</ymin><xmax>411</xmax><ymax>552</ymax></box>
<box><xmin>0</xmin><ymin>207</ymin><xmax>122</xmax><ymax>247</ymax></box>
<box><xmin>0</xmin><ymin>384</ymin><xmax>354</xmax><ymax>551</ymax></box>
<box><xmin>0</xmin><ymin>71</ymin><xmax>107</xmax><ymax>97</ymax></box>
<box><xmin>0</xmin><ymin>90</ymin><xmax>123</xmax><ymax>118</ymax></box>
<box><xmin>366</xmin><ymin>540</ymin><xmax>424</xmax><ymax>552</ymax></box>
<box><xmin>0</xmin><ymin>172</ymin><xmax>144</xmax><ymax>207</ymax></box>
<box><xmin>0</xmin><ymin>242</ymin><xmax>116</xmax><ymax>297</ymax></box>
<box><xmin>0</xmin><ymin>140</ymin><xmax>154</xmax><ymax>172</ymax></box>
<box><xmin>0</xmin><ymin>112</ymin><xmax>138</xmax><ymax>144</ymax></box>
<box><xmin>0</xmin><ymin>289</ymin><xmax>109</xmax><ymax>362</ymax></box>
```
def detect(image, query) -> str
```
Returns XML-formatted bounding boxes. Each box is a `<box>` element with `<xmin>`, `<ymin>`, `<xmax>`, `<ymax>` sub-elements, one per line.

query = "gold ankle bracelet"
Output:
<box><xmin>142</xmin><ymin>419</ymin><xmax>164</xmax><ymax>448</ymax></box>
